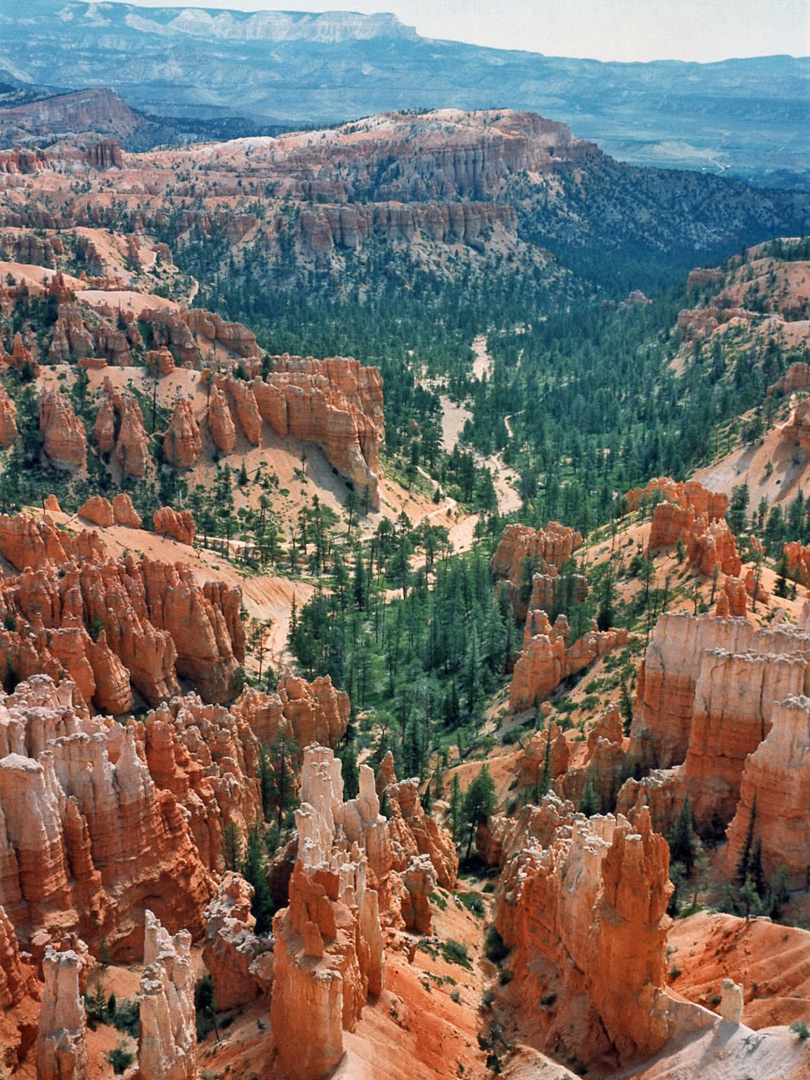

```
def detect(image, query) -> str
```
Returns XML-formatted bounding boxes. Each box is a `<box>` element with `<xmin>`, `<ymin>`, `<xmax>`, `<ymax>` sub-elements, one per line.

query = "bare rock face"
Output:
<box><xmin>112</xmin><ymin>492</ymin><xmax>142</xmax><ymax>528</ymax></box>
<box><xmin>627</xmin><ymin>612</ymin><xmax>810</xmax><ymax>771</ymax></box>
<box><xmin>770</xmin><ymin>361</ymin><xmax>810</xmax><ymax>397</ymax></box>
<box><xmin>226</xmin><ymin>376</ymin><xmax>262</xmax><ymax>445</ymax></box>
<box><xmin>36</xmin><ymin>946</ymin><xmax>87</xmax><ymax>1080</ymax></box>
<box><xmin>648</xmin><ymin>506</ymin><xmax>740</xmax><ymax>577</ymax></box>
<box><xmin>510</xmin><ymin>610</ymin><xmax>632</xmax><ymax>711</ymax></box>
<box><xmin>558</xmin><ymin>704</ymin><xmax>626</xmax><ymax>811</ymax></box>
<box><xmin>39</xmin><ymin>389</ymin><xmax>86</xmax><ymax>469</ymax></box>
<box><xmin>0</xmin><ymin>901</ymin><xmax>37</xmax><ymax>1072</ymax></box>
<box><xmin>147</xmin><ymin>346</ymin><xmax>175</xmax><ymax>376</ymax></box>
<box><xmin>0</xmin><ymin>517</ymin><xmax>244</xmax><ymax>706</ymax></box>
<box><xmin>491</xmin><ymin>521</ymin><xmax>583</xmax><ymax>588</ymax></box>
<box><xmin>386</xmin><ymin>777</ymin><xmax>458</xmax><ymax>890</ymax></box>
<box><xmin>627</xmin><ymin>477</ymin><xmax>728</xmax><ymax>520</ymax></box>
<box><xmin>77</xmin><ymin>495</ymin><xmax>114</xmax><ymax>528</ymax></box>
<box><xmin>207</xmin><ymin>385</ymin><xmax>237</xmax><ymax>453</ymax></box>
<box><xmin>0</xmin><ymin>674</ymin><xmax>268</xmax><ymax>963</ymax></box>
<box><xmin>153</xmin><ymin>506</ymin><xmax>195</xmax><ymax>546</ymax></box>
<box><xmin>95</xmin><ymin>381</ymin><xmax>151</xmax><ymax>478</ymax></box>
<box><xmin>780</xmin><ymin>396</ymin><xmax>810</xmax><ymax>450</ymax></box>
<box><xmin>494</xmin><ymin>798</ymin><xmax>709</xmax><ymax>1069</ymax></box>
<box><xmin>251</xmin><ymin>355</ymin><xmax>385</xmax><ymax>510</ymax></box>
<box><xmin>163</xmin><ymin>399</ymin><xmax>202</xmax><ymax>469</ymax></box>
<box><xmin>271</xmin><ymin>746</ymin><xmax>386</xmax><ymax>1080</ymax></box>
<box><xmin>401</xmin><ymin>854</ymin><xmax>437</xmax><ymax>933</ymax></box>
<box><xmin>0</xmin><ymin>512</ymin><xmax>107</xmax><ymax>578</ymax></box>
<box><xmin>202</xmin><ymin>872</ymin><xmax>270</xmax><ymax>1010</ymax></box>
<box><xmin>0</xmin><ymin>387</ymin><xmax>18</xmax><ymax>448</ymax></box>
<box><xmin>233</xmin><ymin>675</ymin><xmax>350</xmax><ymax>751</ymax></box>
<box><xmin>724</xmin><ymin>695</ymin><xmax>810</xmax><ymax>889</ymax></box>
<box><xmin>138</xmin><ymin>911</ymin><xmax>196</xmax><ymax>1080</ymax></box>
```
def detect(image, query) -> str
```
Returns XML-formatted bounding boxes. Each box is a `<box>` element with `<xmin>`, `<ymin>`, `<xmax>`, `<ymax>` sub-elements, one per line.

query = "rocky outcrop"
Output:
<box><xmin>494</xmin><ymin>799</ymin><xmax>679</xmax><ymax>1067</ymax></box>
<box><xmin>0</xmin><ymin>902</ymin><xmax>37</xmax><ymax>1074</ymax></box>
<box><xmin>94</xmin><ymin>381</ymin><xmax>150</xmax><ymax>478</ymax></box>
<box><xmin>163</xmin><ymin>399</ymin><xmax>202</xmax><ymax>469</ymax></box>
<box><xmin>648</xmin><ymin>505</ymin><xmax>740</xmax><ymax>577</ymax></box>
<box><xmin>386</xmin><ymin>777</ymin><xmax>458</xmax><ymax>890</ymax></box>
<box><xmin>226</xmin><ymin>376</ymin><xmax>261</xmax><ymax>445</ymax></box>
<box><xmin>77</xmin><ymin>495</ymin><xmax>114</xmax><ymax>528</ymax></box>
<box><xmin>207</xmin><ymin>385</ymin><xmax>237</xmax><ymax>453</ymax></box>
<box><xmin>0</xmin><ymin>510</ymin><xmax>102</xmax><ymax>572</ymax></box>
<box><xmin>147</xmin><ymin>347</ymin><xmax>175</xmax><ymax>376</ymax></box>
<box><xmin>401</xmin><ymin>854</ymin><xmax>437</xmax><ymax>934</ymax></box>
<box><xmin>724</xmin><ymin>695</ymin><xmax>810</xmax><ymax>889</ymax></box>
<box><xmin>491</xmin><ymin>522</ymin><xmax>583</xmax><ymax>587</ymax></box>
<box><xmin>232</xmin><ymin>675</ymin><xmax>350</xmax><ymax>751</ymax></box>
<box><xmin>112</xmin><ymin>492</ymin><xmax>142</xmax><ymax>528</ymax></box>
<box><xmin>627</xmin><ymin>613</ymin><xmax>810</xmax><ymax>771</ymax></box>
<box><xmin>769</xmin><ymin>361</ymin><xmax>810</xmax><ymax>397</ymax></box>
<box><xmin>557</xmin><ymin>704</ymin><xmax>626</xmax><ymax>811</ymax></box>
<box><xmin>510</xmin><ymin>610</ymin><xmax>632</xmax><ymax>711</ymax></box>
<box><xmin>138</xmin><ymin>911</ymin><xmax>196</xmax><ymax>1080</ymax></box>
<box><xmin>0</xmin><ymin>527</ymin><xmax>245</xmax><ymax>705</ymax></box>
<box><xmin>780</xmin><ymin>396</ymin><xmax>810</xmax><ymax>450</ymax></box>
<box><xmin>36</xmin><ymin>946</ymin><xmax>87</xmax><ymax>1080</ymax></box>
<box><xmin>627</xmin><ymin>478</ymin><xmax>728</xmax><ymax>520</ymax></box>
<box><xmin>0</xmin><ymin>387</ymin><xmax>17</xmax><ymax>448</ymax></box>
<box><xmin>39</xmin><ymin>390</ymin><xmax>86</xmax><ymax>469</ymax></box>
<box><xmin>251</xmin><ymin>355</ymin><xmax>384</xmax><ymax>510</ymax></box>
<box><xmin>0</xmin><ymin>674</ymin><xmax>272</xmax><ymax>961</ymax></box>
<box><xmin>153</xmin><ymin>506</ymin><xmax>195</xmax><ymax>546</ymax></box>
<box><xmin>271</xmin><ymin>745</ymin><xmax>386</xmax><ymax>1080</ymax></box>
<box><xmin>202</xmin><ymin>872</ymin><xmax>271</xmax><ymax>1010</ymax></box>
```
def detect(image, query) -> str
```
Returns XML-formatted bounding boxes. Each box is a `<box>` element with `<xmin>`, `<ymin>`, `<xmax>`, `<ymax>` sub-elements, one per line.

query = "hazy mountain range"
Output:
<box><xmin>0</xmin><ymin>0</ymin><xmax>807</xmax><ymax>186</ymax></box>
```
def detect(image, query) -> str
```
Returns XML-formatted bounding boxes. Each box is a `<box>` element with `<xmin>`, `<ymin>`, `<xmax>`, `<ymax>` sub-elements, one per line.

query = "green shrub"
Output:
<box><xmin>484</xmin><ymin>925</ymin><xmax>508</xmax><ymax>963</ymax></box>
<box><xmin>108</xmin><ymin>1042</ymin><xmax>134</xmax><ymax>1075</ymax></box>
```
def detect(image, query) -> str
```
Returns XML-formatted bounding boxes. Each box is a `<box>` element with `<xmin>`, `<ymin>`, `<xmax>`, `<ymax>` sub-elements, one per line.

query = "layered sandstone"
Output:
<box><xmin>493</xmin><ymin>798</ymin><xmax>704</xmax><ymax>1068</ymax></box>
<box><xmin>0</xmin><ymin>526</ymin><xmax>245</xmax><ymax>705</ymax></box>
<box><xmin>490</xmin><ymin>522</ymin><xmax>583</xmax><ymax>586</ymax></box>
<box><xmin>77</xmin><ymin>495</ymin><xmax>114</xmax><ymax>528</ymax></box>
<box><xmin>94</xmin><ymin>380</ymin><xmax>150</xmax><ymax>478</ymax></box>
<box><xmin>0</xmin><ymin>674</ymin><xmax>274</xmax><ymax>961</ymax></box>
<box><xmin>510</xmin><ymin>610</ymin><xmax>632</xmax><ymax>711</ymax></box>
<box><xmin>207</xmin><ymin>384</ymin><xmax>237</xmax><ymax>453</ymax></box>
<box><xmin>627</xmin><ymin>478</ymin><xmax>728</xmax><ymax>520</ymax></box>
<box><xmin>0</xmin><ymin>511</ymin><xmax>102</xmax><ymax>572</ymax></box>
<box><xmin>112</xmin><ymin>492</ymin><xmax>142</xmax><ymax>528</ymax></box>
<box><xmin>780</xmin><ymin>396</ymin><xmax>810</xmax><ymax>450</ymax></box>
<box><xmin>153</xmin><ymin>506</ymin><xmax>195</xmax><ymax>546</ymax></box>
<box><xmin>138</xmin><ymin>911</ymin><xmax>196</xmax><ymax>1080</ymax></box>
<box><xmin>36</xmin><ymin>946</ymin><xmax>87</xmax><ymax>1080</ymax></box>
<box><xmin>271</xmin><ymin>746</ymin><xmax>386</xmax><ymax>1080</ymax></box>
<box><xmin>557</xmin><ymin>704</ymin><xmax>626</xmax><ymax>811</ymax></box>
<box><xmin>648</xmin><ymin>505</ymin><xmax>740</xmax><ymax>577</ymax></box>
<box><xmin>724</xmin><ymin>695</ymin><xmax>810</xmax><ymax>889</ymax></box>
<box><xmin>39</xmin><ymin>390</ymin><xmax>86</xmax><ymax>469</ymax></box>
<box><xmin>627</xmin><ymin>613</ymin><xmax>810</xmax><ymax>771</ymax></box>
<box><xmin>251</xmin><ymin>356</ymin><xmax>384</xmax><ymax>509</ymax></box>
<box><xmin>769</xmin><ymin>361</ymin><xmax>810</xmax><ymax>397</ymax></box>
<box><xmin>202</xmin><ymin>872</ymin><xmax>272</xmax><ymax>1010</ymax></box>
<box><xmin>163</xmin><ymin>399</ymin><xmax>202</xmax><ymax>469</ymax></box>
<box><xmin>386</xmin><ymin>777</ymin><xmax>458</xmax><ymax>890</ymax></box>
<box><xmin>226</xmin><ymin>376</ymin><xmax>262</xmax><ymax>445</ymax></box>
<box><xmin>0</xmin><ymin>387</ymin><xmax>18</xmax><ymax>448</ymax></box>
<box><xmin>233</xmin><ymin>674</ymin><xmax>350</xmax><ymax>751</ymax></box>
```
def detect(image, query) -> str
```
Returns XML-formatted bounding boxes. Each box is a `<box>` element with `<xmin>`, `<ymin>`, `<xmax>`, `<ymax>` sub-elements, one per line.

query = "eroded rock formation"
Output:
<box><xmin>780</xmin><ymin>396</ymin><xmax>810</xmax><ymax>450</ymax></box>
<box><xmin>163</xmin><ymin>398</ymin><xmax>202</xmax><ymax>469</ymax></box>
<box><xmin>251</xmin><ymin>356</ymin><xmax>384</xmax><ymax>509</ymax></box>
<box><xmin>36</xmin><ymin>946</ymin><xmax>87</xmax><ymax>1080</ymax></box>
<box><xmin>207</xmin><ymin>384</ymin><xmax>237</xmax><ymax>453</ymax></box>
<box><xmin>724</xmin><ymin>695</ymin><xmax>810</xmax><ymax>889</ymax></box>
<box><xmin>94</xmin><ymin>381</ymin><xmax>150</xmax><ymax>478</ymax></box>
<box><xmin>271</xmin><ymin>746</ymin><xmax>386</xmax><ymax>1080</ymax></box>
<box><xmin>138</xmin><ymin>911</ymin><xmax>196</xmax><ymax>1080</ymax></box>
<box><xmin>0</xmin><ymin>387</ymin><xmax>18</xmax><ymax>448</ymax></box>
<box><xmin>39</xmin><ymin>390</ymin><xmax>86</xmax><ymax>469</ymax></box>
<box><xmin>202</xmin><ymin>872</ymin><xmax>271</xmax><ymax>1010</ymax></box>
<box><xmin>493</xmin><ymin>797</ymin><xmax>712</xmax><ymax>1069</ymax></box>
<box><xmin>510</xmin><ymin>610</ymin><xmax>632</xmax><ymax>711</ymax></box>
<box><xmin>153</xmin><ymin>506</ymin><xmax>195</xmax><ymax>546</ymax></box>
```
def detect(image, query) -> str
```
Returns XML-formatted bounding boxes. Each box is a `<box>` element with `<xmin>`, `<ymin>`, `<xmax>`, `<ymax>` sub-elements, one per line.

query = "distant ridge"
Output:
<box><xmin>0</xmin><ymin>0</ymin><xmax>807</xmax><ymax>184</ymax></box>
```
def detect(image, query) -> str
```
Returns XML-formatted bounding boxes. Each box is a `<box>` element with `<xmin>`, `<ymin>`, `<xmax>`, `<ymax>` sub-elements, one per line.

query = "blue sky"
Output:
<box><xmin>102</xmin><ymin>0</ymin><xmax>810</xmax><ymax>62</ymax></box>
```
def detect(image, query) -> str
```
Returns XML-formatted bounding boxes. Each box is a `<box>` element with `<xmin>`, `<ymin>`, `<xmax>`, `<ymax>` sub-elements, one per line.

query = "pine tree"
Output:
<box><xmin>241</xmin><ymin>823</ymin><xmax>275</xmax><ymax>934</ymax></box>
<box><xmin>578</xmin><ymin>775</ymin><xmax>599</xmax><ymax>816</ymax></box>
<box><xmin>449</xmin><ymin>772</ymin><xmax>462</xmax><ymax>844</ymax></box>
<box><xmin>462</xmin><ymin>765</ymin><xmax>496</xmax><ymax>857</ymax></box>
<box><xmin>668</xmin><ymin>792</ymin><xmax>697</xmax><ymax>878</ymax></box>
